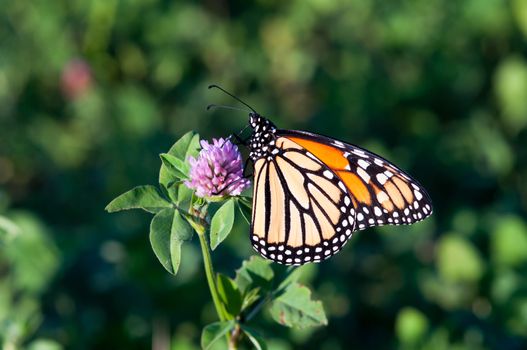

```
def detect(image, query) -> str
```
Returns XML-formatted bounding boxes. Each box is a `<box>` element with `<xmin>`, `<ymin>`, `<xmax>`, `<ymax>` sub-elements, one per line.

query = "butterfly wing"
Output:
<box><xmin>250</xmin><ymin>137</ymin><xmax>356</xmax><ymax>265</ymax></box>
<box><xmin>280</xmin><ymin>130</ymin><xmax>433</xmax><ymax>230</ymax></box>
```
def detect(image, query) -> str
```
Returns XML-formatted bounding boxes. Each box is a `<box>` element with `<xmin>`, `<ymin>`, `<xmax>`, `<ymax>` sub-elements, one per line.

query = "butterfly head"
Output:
<box><xmin>248</xmin><ymin>112</ymin><xmax>278</xmax><ymax>160</ymax></box>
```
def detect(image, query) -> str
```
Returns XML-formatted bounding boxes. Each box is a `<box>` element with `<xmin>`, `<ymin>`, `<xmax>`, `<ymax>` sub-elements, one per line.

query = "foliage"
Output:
<box><xmin>1</xmin><ymin>0</ymin><xmax>527</xmax><ymax>348</ymax></box>
<box><xmin>0</xmin><ymin>214</ymin><xmax>62</xmax><ymax>350</ymax></box>
<box><xmin>105</xmin><ymin>133</ymin><xmax>327</xmax><ymax>348</ymax></box>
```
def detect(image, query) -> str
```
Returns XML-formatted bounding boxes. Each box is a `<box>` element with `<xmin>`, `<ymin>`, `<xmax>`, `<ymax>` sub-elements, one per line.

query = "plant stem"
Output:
<box><xmin>196</xmin><ymin>227</ymin><xmax>227</xmax><ymax>322</ymax></box>
<box><xmin>196</xmin><ymin>225</ymin><xmax>237</xmax><ymax>348</ymax></box>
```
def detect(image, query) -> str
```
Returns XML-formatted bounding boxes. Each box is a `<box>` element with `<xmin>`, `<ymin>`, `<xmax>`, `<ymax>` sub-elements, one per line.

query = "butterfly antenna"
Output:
<box><xmin>206</xmin><ymin>104</ymin><xmax>251</xmax><ymax>113</ymax></box>
<box><xmin>208</xmin><ymin>84</ymin><xmax>257</xmax><ymax>113</ymax></box>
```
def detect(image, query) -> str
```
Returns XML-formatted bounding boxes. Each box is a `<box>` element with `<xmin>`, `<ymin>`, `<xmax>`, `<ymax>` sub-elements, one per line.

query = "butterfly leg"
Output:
<box><xmin>210</xmin><ymin>177</ymin><xmax>248</xmax><ymax>196</ymax></box>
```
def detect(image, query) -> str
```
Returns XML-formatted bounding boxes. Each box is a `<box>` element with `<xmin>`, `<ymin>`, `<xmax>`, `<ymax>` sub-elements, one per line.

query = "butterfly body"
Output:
<box><xmin>246</xmin><ymin>112</ymin><xmax>432</xmax><ymax>266</ymax></box>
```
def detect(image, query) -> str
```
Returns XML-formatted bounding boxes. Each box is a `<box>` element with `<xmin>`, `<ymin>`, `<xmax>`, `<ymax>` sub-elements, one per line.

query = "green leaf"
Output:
<box><xmin>437</xmin><ymin>234</ymin><xmax>484</xmax><ymax>283</ymax></box>
<box><xmin>149</xmin><ymin>208</ymin><xmax>193</xmax><ymax>274</ymax></box>
<box><xmin>177</xmin><ymin>183</ymin><xmax>194</xmax><ymax>212</ymax></box>
<box><xmin>494</xmin><ymin>56</ymin><xmax>527</xmax><ymax>131</ymax></box>
<box><xmin>201</xmin><ymin>321</ymin><xmax>234</xmax><ymax>350</ymax></box>
<box><xmin>241</xmin><ymin>287</ymin><xmax>261</xmax><ymax>311</ymax></box>
<box><xmin>240</xmin><ymin>325</ymin><xmax>267</xmax><ymax>350</ymax></box>
<box><xmin>269</xmin><ymin>282</ymin><xmax>327</xmax><ymax>328</ymax></box>
<box><xmin>273</xmin><ymin>265</ymin><xmax>301</xmax><ymax>292</ymax></box>
<box><xmin>216</xmin><ymin>274</ymin><xmax>242</xmax><ymax>318</ymax></box>
<box><xmin>168</xmin><ymin>131</ymin><xmax>198</xmax><ymax>161</ymax></box>
<box><xmin>235</xmin><ymin>256</ymin><xmax>274</xmax><ymax>293</ymax></box>
<box><xmin>105</xmin><ymin>185</ymin><xmax>171</xmax><ymax>214</ymax></box>
<box><xmin>160</xmin><ymin>153</ymin><xmax>190</xmax><ymax>180</ymax></box>
<box><xmin>236</xmin><ymin>199</ymin><xmax>252</xmax><ymax>225</ymax></box>
<box><xmin>27</xmin><ymin>339</ymin><xmax>63</xmax><ymax>350</ymax></box>
<box><xmin>0</xmin><ymin>216</ymin><xmax>21</xmax><ymax>244</ymax></box>
<box><xmin>185</xmin><ymin>132</ymin><xmax>201</xmax><ymax>159</ymax></box>
<box><xmin>491</xmin><ymin>216</ymin><xmax>527</xmax><ymax>267</ymax></box>
<box><xmin>396</xmin><ymin>307</ymin><xmax>429</xmax><ymax>344</ymax></box>
<box><xmin>210</xmin><ymin>199</ymin><xmax>235</xmax><ymax>250</ymax></box>
<box><xmin>159</xmin><ymin>131</ymin><xmax>199</xmax><ymax>187</ymax></box>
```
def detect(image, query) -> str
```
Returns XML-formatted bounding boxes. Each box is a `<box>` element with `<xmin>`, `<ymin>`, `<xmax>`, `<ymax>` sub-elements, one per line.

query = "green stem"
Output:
<box><xmin>196</xmin><ymin>227</ymin><xmax>227</xmax><ymax>322</ymax></box>
<box><xmin>195</xmin><ymin>224</ymin><xmax>235</xmax><ymax>348</ymax></box>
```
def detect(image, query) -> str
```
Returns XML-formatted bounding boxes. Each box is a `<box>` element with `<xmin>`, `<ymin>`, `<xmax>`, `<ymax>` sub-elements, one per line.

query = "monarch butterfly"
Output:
<box><xmin>209</xmin><ymin>85</ymin><xmax>433</xmax><ymax>266</ymax></box>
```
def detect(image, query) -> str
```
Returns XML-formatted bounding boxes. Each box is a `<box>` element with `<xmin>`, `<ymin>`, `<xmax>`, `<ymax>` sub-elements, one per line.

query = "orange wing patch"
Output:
<box><xmin>288</xmin><ymin>137</ymin><xmax>349</xmax><ymax>170</ymax></box>
<box><xmin>337</xmin><ymin>171</ymin><xmax>371</xmax><ymax>205</ymax></box>
<box><xmin>287</xmin><ymin>136</ymin><xmax>372</xmax><ymax>204</ymax></box>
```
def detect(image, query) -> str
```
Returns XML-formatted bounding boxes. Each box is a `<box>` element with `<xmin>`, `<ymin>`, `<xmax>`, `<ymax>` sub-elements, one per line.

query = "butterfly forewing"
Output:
<box><xmin>281</xmin><ymin>130</ymin><xmax>433</xmax><ymax>231</ymax></box>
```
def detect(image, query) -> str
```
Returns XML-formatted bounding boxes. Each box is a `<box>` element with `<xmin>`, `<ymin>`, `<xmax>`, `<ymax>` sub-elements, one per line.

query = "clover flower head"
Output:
<box><xmin>185</xmin><ymin>138</ymin><xmax>251</xmax><ymax>198</ymax></box>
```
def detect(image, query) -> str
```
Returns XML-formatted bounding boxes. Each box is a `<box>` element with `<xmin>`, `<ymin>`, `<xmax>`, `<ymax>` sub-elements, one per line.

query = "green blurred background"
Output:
<box><xmin>1</xmin><ymin>0</ymin><xmax>527</xmax><ymax>349</ymax></box>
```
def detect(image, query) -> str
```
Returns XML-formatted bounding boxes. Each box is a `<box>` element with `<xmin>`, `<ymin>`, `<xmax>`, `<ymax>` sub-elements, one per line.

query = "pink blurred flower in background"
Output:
<box><xmin>61</xmin><ymin>59</ymin><xmax>92</xmax><ymax>99</ymax></box>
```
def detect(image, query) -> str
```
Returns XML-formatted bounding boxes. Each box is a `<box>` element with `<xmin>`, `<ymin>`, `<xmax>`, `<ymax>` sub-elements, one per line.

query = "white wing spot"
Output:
<box><xmin>353</xmin><ymin>149</ymin><xmax>366</xmax><ymax>157</ymax></box>
<box><xmin>376</xmin><ymin>173</ymin><xmax>388</xmax><ymax>185</ymax></box>
<box><xmin>306</xmin><ymin>152</ymin><xmax>317</xmax><ymax>160</ymax></box>
<box><xmin>358</xmin><ymin>159</ymin><xmax>370</xmax><ymax>169</ymax></box>
<box><xmin>357</xmin><ymin>167</ymin><xmax>370</xmax><ymax>183</ymax></box>
<box><xmin>323</xmin><ymin>170</ymin><xmax>334</xmax><ymax>179</ymax></box>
